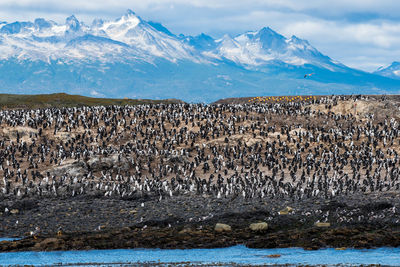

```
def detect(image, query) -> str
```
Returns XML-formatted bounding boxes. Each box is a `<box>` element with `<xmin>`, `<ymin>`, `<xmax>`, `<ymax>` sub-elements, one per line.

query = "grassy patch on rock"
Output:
<box><xmin>0</xmin><ymin>93</ymin><xmax>184</xmax><ymax>109</ymax></box>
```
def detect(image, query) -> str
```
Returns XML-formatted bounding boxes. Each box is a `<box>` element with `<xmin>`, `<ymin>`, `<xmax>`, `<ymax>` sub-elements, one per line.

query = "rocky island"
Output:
<box><xmin>1</xmin><ymin>94</ymin><xmax>400</xmax><ymax>251</ymax></box>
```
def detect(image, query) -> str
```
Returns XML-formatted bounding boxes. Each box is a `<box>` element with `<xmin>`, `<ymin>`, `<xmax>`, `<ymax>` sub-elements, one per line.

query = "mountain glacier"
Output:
<box><xmin>0</xmin><ymin>9</ymin><xmax>399</xmax><ymax>102</ymax></box>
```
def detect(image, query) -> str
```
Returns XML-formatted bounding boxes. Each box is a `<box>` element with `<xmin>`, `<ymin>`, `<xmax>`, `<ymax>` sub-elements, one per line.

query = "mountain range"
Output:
<box><xmin>0</xmin><ymin>9</ymin><xmax>399</xmax><ymax>102</ymax></box>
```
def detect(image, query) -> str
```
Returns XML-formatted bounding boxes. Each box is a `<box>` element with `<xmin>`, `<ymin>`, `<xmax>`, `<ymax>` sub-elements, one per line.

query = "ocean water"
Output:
<box><xmin>0</xmin><ymin>237</ymin><xmax>20</xmax><ymax>242</ymax></box>
<box><xmin>0</xmin><ymin>245</ymin><xmax>400</xmax><ymax>266</ymax></box>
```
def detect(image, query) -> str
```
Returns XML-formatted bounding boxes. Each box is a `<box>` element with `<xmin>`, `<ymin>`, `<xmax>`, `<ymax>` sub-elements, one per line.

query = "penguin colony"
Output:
<box><xmin>0</xmin><ymin>95</ymin><xmax>399</xmax><ymax>202</ymax></box>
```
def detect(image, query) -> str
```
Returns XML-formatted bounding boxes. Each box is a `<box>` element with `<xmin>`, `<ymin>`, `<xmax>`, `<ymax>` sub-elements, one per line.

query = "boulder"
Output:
<box><xmin>315</xmin><ymin>222</ymin><xmax>330</xmax><ymax>227</ymax></box>
<box><xmin>10</xmin><ymin>209</ymin><xmax>19</xmax><ymax>214</ymax></box>
<box><xmin>129</xmin><ymin>209</ymin><xmax>138</xmax><ymax>214</ymax></box>
<box><xmin>34</xmin><ymin>237</ymin><xmax>62</xmax><ymax>250</ymax></box>
<box><xmin>267</xmin><ymin>254</ymin><xmax>281</xmax><ymax>258</ymax></box>
<box><xmin>214</xmin><ymin>223</ymin><xmax>231</xmax><ymax>232</ymax></box>
<box><xmin>41</xmin><ymin>238</ymin><xmax>59</xmax><ymax>245</ymax></box>
<box><xmin>178</xmin><ymin>228</ymin><xmax>192</xmax><ymax>235</ymax></box>
<box><xmin>87</xmin><ymin>154</ymin><xmax>131</xmax><ymax>172</ymax></box>
<box><xmin>278</xmin><ymin>206</ymin><xmax>293</xmax><ymax>215</ymax></box>
<box><xmin>249</xmin><ymin>222</ymin><xmax>268</xmax><ymax>231</ymax></box>
<box><xmin>50</xmin><ymin>160</ymin><xmax>87</xmax><ymax>177</ymax></box>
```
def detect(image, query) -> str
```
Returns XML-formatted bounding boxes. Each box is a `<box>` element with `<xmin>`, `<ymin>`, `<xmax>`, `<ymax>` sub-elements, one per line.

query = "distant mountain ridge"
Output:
<box><xmin>0</xmin><ymin>9</ymin><xmax>399</xmax><ymax>102</ymax></box>
<box><xmin>374</xmin><ymin>62</ymin><xmax>400</xmax><ymax>80</ymax></box>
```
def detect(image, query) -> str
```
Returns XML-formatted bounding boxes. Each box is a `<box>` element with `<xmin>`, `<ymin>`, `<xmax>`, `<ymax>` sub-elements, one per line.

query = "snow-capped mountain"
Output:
<box><xmin>0</xmin><ymin>10</ymin><xmax>202</xmax><ymax>63</ymax></box>
<box><xmin>208</xmin><ymin>27</ymin><xmax>339</xmax><ymax>70</ymax></box>
<box><xmin>0</xmin><ymin>10</ymin><xmax>399</xmax><ymax>102</ymax></box>
<box><xmin>0</xmin><ymin>11</ymin><xmax>331</xmax><ymax>67</ymax></box>
<box><xmin>374</xmin><ymin>62</ymin><xmax>400</xmax><ymax>80</ymax></box>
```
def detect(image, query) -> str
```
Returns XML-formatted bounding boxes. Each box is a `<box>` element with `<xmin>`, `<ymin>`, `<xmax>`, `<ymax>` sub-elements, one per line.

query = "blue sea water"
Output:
<box><xmin>0</xmin><ymin>237</ymin><xmax>20</xmax><ymax>242</ymax></box>
<box><xmin>0</xmin><ymin>245</ymin><xmax>400</xmax><ymax>266</ymax></box>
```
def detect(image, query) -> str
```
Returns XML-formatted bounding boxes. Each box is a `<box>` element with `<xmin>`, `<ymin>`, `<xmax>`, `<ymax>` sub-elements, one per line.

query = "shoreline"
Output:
<box><xmin>3</xmin><ymin>223</ymin><xmax>399</xmax><ymax>252</ymax></box>
<box><xmin>1</xmin><ymin>192</ymin><xmax>400</xmax><ymax>252</ymax></box>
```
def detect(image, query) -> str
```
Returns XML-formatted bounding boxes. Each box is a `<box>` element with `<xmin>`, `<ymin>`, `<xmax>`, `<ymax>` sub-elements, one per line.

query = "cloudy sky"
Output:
<box><xmin>1</xmin><ymin>0</ymin><xmax>399</xmax><ymax>72</ymax></box>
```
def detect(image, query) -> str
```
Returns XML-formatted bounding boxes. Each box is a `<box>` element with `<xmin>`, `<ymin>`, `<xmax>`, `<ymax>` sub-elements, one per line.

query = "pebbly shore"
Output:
<box><xmin>1</xmin><ymin>191</ymin><xmax>400</xmax><ymax>252</ymax></box>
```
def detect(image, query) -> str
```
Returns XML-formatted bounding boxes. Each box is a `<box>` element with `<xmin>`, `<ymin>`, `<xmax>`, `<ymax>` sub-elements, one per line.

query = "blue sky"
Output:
<box><xmin>1</xmin><ymin>0</ymin><xmax>399</xmax><ymax>71</ymax></box>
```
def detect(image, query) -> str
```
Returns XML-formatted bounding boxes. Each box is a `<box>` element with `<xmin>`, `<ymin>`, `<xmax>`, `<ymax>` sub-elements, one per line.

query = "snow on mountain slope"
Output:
<box><xmin>211</xmin><ymin>27</ymin><xmax>341</xmax><ymax>71</ymax></box>
<box><xmin>0</xmin><ymin>10</ymin><xmax>342</xmax><ymax>68</ymax></box>
<box><xmin>0</xmin><ymin>10</ymin><xmax>203</xmax><ymax>64</ymax></box>
<box><xmin>181</xmin><ymin>33</ymin><xmax>217</xmax><ymax>51</ymax></box>
<box><xmin>90</xmin><ymin>10</ymin><xmax>202</xmax><ymax>63</ymax></box>
<box><xmin>375</xmin><ymin>62</ymin><xmax>400</xmax><ymax>80</ymax></box>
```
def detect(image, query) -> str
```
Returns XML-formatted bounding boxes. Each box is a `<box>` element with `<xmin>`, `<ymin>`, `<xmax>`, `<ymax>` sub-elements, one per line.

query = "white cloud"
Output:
<box><xmin>278</xmin><ymin>19</ymin><xmax>400</xmax><ymax>70</ymax></box>
<box><xmin>90</xmin><ymin>90</ymin><xmax>105</xmax><ymax>97</ymax></box>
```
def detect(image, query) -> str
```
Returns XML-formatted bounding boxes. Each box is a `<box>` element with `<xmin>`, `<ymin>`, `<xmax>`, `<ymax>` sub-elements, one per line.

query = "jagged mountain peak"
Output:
<box><xmin>209</xmin><ymin>26</ymin><xmax>334</xmax><ymax>68</ymax></box>
<box><xmin>256</xmin><ymin>28</ymin><xmax>286</xmax><ymax>51</ymax></box>
<box><xmin>124</xmin><ymin>9</ymin><xmax>137</xmax><ymax>17</ymax></box>
<box><xmin>118</xmin><ymin>9</ymin><xmax>142</xmax><ymax>26</ymax></box>
<box><xmin>0</xmin><ymin>11</ymin><xmax>339</xmax><ymax>68</ymax></box>
<box><xmin>0</xmin><ymin>21</ymin><xmax>34</xmax><ymax>34</ymax></box>
<box><xmin>91</xmin><ymin>19</ymin><xmax>104</xmax><ymax>28</ymax></box>
<box><xmin>236</xmin><ymin>27</ymin><xmax>286</xmax><ymax>46</ymax></box>
<box><xmin>289</xmin><ymin>35</ymin><xmax>307</xmax><ymax>44</ymax></box>
<box><xmin>182</xmin><ymin>33</ymin><xmax>216</xmax><ymax>51</ymax></box>
<box><xmin>66</xmin><ymin>15</ymin><xmax>80</xmax><ymax>31</ymax></box>
<box><xmin>218</xmin><ymin>34</ymin><xmax>240</xmax><ymax>47</ymax></box>
<box><xmin>218</xmin><ymin>34</ymin><xmax>235</xmax><ymax>42</ymax></box>
<box><xmin>33</xmin><ymin>18</ymin><xmax>54</xmax><ymax>30</ymax></box>
<box><xmin>256</xmin><ymin>26</ymin><xmax>284</xmax><ymax>38</ymax></box>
